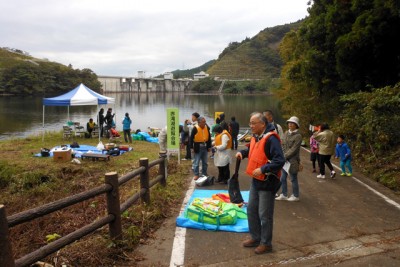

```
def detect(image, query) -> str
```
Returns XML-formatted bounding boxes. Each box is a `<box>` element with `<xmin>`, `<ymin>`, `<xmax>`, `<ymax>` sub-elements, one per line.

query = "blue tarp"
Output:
<box><xmin>137</xmin><ymin>131</ymin><xmax>159</xmax><ymax>143</ymax></box>
<box><xmin>176</xmin><ymin>189</ymin><xmax>249</xmax><ymax>232</ymax></box>
<box><xmin>35</xmin><ymin>144</ymin><xmax>132</xmax><ymax>158</ymax></box>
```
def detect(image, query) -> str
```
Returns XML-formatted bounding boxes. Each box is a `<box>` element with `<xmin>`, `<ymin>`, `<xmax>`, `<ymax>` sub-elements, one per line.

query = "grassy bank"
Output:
<box><xmin>0</xmin><ymin>132</ymin><xmax>191</xmax><ymax>266</ymax></box>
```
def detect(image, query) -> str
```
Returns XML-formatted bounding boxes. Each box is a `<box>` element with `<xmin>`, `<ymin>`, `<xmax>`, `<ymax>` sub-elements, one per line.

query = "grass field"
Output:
<box><xmin>0</xmin><ymin>131</ymin><xmax>191</xmax><ymax>266</ymax></box>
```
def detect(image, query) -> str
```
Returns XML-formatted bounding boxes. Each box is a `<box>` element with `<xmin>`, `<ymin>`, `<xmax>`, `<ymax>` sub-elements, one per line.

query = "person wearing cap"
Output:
<box><xmin>122</xmin><ymin>112</ymin><xmax>132</xmax><ymax>143</ymax></box>
<box><xmin>276</xmin><ymin>116</ymin><xmax>303</xmax><ymax>202</ymax></box>
<box><xmin>314</xmin><ymin>123</ymin><xmax>337</xmax><ymax>179</ymax></box>
<box><xmin>335</xmin><ymin>135</ymin><xmax>352</xmax><ymax>176</ymax></box>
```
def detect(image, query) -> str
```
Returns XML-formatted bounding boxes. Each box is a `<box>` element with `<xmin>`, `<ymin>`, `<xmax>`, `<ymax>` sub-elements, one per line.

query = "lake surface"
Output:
<box><xmin>0</xmin><ymin>93</ymin><xmax>284</xmax><ymax>140</ymax></box>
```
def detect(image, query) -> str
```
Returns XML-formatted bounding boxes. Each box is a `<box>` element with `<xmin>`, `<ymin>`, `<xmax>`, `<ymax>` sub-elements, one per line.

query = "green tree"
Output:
<box><xmin>191</xmin><ymin>77</ymin><xmax>219</xmax><ymax>93</ymax></box>
<box><xmin>279</xmin><ymin>0</ymin><xmax>400</xmax><ymax>125</ymax></box>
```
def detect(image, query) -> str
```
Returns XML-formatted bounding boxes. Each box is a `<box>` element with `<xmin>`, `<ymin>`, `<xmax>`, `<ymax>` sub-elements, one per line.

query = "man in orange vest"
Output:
<box><xmin>190</xmin><ymin>116</ymin><xmax>212</xmax><ymax>180</ymax></box>
<box><xmin>236</xmin><ymin>112</ymin><xmax>285</xmax><ymax>254</ymax></box>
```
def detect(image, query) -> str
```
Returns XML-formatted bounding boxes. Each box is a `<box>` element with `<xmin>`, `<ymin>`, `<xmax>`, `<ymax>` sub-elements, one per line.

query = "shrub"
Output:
<box><xmin>337</xmin><ymin>83</ymin><xmax>400</xmax><ymax>155</ymax></box>
<box><xmin>0</xmin><ymin>160</ymin><xmax>17</xmax><ymax>188</ymax></box>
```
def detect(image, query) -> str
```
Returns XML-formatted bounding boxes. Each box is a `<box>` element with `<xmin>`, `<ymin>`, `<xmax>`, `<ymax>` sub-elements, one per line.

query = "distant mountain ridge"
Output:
<box><xmin>170</xmin><ymin>60</ymin><xmax>215</xmax><ymax>79</ymax></box>
<box><xmin>169</xmin><ymin>21</ymin><xmax>302</xmax><ymax>80</ymax></box>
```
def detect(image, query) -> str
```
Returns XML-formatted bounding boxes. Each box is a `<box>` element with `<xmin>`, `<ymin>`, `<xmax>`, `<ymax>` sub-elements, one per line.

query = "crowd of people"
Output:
<box><xmin>89</xmin><ymin>107</ymin><xmax>352</xmax><ymax>255</ymax></box>
<box><xmin>179</xmin><ymin>109</ymin><xmax>352</xmax><ymax>255</ymax></box>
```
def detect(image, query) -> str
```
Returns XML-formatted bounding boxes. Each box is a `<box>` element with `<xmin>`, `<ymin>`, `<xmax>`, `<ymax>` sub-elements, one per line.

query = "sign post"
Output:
<box><xmin>167</xmin><ymin>108</ymin><xmax>180</xmax><ymax>161</ymax></box>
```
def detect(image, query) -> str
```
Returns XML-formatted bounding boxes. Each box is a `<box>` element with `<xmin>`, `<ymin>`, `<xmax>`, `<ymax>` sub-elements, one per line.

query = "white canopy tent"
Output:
<box><xmin>42</xmin><ymin>83</ymin><xmax>115</xmax><ymax>141</ymax></box>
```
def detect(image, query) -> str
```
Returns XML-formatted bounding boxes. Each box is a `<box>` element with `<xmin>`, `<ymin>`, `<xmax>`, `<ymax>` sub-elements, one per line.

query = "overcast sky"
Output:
<box><xmin>1</xmin><ymin>0</ymin><xmax>309</xmax><ymax>77</ymax></box>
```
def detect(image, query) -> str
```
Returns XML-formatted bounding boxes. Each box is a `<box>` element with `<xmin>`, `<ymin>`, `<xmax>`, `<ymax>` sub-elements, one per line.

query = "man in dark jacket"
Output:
<box><xmin>104</xmin><ymin>108</ymin><xmax>115</xmax><ymax>137</ymax></box>
<box><xmin>236</xmin><ymin>112</ymin><xmax>285</xmax><ymax>254</ymax></box>
<box><xmin>229</xmin><ymin>116</ymin><xmax>240</xmax><ymax>150</ymax></box>
<box><xmin>190</xmin><ymin>116</ymin><xmax>212</xmax><ymax>180</ymax></box>
<box><xmin>219</xmin><ymin>113</ymin><xmax>229</xmax><ymax>131</ymax></box>
<box><xmin>98</xmin><ymin>108</ymin><xmax>105</xmax><ymax>137</ymax></box>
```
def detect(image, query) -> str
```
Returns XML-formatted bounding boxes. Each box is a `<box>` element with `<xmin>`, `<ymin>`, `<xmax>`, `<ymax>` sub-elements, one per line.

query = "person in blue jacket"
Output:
<box><xmin>335</xmin><ymin>135</ymin><xmax>353</xmax><ymax>176</ymax></box>
<box><xmin>122</xmin><ymin>113</ymin><xmax>132</xmax><ymax>143</ymax></box>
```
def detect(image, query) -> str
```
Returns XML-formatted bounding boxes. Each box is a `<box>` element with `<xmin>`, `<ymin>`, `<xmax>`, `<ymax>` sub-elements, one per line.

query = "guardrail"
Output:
<box><xmin>0</xmin><ymin>152</ymin><xmax>167</xmax><ymax>267</ymax></box>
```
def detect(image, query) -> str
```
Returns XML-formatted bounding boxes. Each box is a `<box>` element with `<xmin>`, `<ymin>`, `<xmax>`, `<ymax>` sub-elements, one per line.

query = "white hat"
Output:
<box><xmin>286</xmin><ymin>116</ymin><xmax>300</xmax><ymax>128</ymax></box>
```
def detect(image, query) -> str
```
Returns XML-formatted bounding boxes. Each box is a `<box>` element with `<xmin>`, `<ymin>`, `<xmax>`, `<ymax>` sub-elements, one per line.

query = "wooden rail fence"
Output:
<box><xmin>0</xmin><ymin>152</ymin><xmax>167</xmax><ymax>267</ymax></box>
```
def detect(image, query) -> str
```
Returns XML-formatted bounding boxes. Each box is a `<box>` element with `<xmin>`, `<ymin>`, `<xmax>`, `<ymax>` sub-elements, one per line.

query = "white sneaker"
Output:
<box><xmin>275</xmin><ymin>194</ymin><xmax>288</xmax><ymax>201</ymax></box>
<box><xmin>330</xmin><ymin>171</ymin><xmax>336</xmax><ymax>179</ymax></box>
<box><xmin>317</xmin><ymin>174</ymin><xmax>326</xmax><ymax>179</ymax></box>
<box><xmin>288</xmin><ymin>195</ymin><xmax>300</xmax><ymax>202</ymax></box>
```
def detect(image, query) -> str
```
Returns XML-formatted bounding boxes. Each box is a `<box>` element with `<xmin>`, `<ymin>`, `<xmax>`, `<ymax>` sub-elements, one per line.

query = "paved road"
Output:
<box><xmin>133</xmin><ymin>144</ymin><xmax>400</xmax><ymax>266</ymax></box>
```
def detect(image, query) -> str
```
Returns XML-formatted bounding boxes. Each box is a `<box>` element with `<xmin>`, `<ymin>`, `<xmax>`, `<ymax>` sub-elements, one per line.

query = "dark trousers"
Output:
<box><xmin>232</xmin><ymin>134</ymin><xmax>238</xmax><ymax>150</ymax></box>
<box><xmin>217</xmin><ymin>164</ymin><xmax>230</xmax><ymax>182</ymax></box>
<box><xmin>311</xmin><ymin>152</ymin><xmax>320</xmax><ymax>171</ymax></box>
<box><xmin>248</xmin><ymin>184</ymin><xmax>275</xmax><ymax>246</ymax></box>
<box><xmin>185</xmin><ymin>141</ymin><xmax>192</xmax><ymax>159</ymax></box>
<box><xmin>99</xmin><ymin>124</ymin><xmax>104</xmax><ymax>137</ymax></box>
<box><xmin>123</xmin><ymin>129</ymin><xmax>132</xmax><ymax>143</ymax></box>
<box><xmin>319</xmin><ymin>154</ymin><xmax>334</xmax><ymax>175</ymax></box>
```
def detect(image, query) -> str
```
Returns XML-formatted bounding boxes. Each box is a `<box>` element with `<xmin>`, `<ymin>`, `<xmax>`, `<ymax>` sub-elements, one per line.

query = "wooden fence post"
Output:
<box><xmin>139</xmin><ymin>158</ymin><xmax>150</xmax><ymax>203</ymax></box>
<box><xmin>105</xmin><ymin>172</ymin><xmax>122</xmax><ymax>241</ymax></box>
<box><xmin>0</xmin><ymin>205</ymin><xmax>15</xmax><ymax>267</ymax></box>
<box><xmin>159</xmin><ymin>151</ymin><xmax>167</xmax><ymax>186</ymax></box>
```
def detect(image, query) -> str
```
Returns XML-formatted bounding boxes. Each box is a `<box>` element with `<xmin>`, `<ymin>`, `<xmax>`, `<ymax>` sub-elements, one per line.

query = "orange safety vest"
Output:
<box><xmin>193</xmin><ymin>125</ymin><xmax>210</xmax><ymax>143</ymax></box>
<box><xmin>246</xmin><ymin>132</ymin><xmax>281</xmax><ymax>181</ymax></box>
<box><xmin>214</xmin><ymin>130</ymin><xmax>232</xmax><ymax>149</ymax></box>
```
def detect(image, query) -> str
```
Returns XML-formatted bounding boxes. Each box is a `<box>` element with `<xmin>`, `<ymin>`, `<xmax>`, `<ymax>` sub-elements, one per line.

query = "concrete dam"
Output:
<box><xmin>98</xmin><ymin>75</ymin><xmax>193</xmax><ymax>93</ymax></box>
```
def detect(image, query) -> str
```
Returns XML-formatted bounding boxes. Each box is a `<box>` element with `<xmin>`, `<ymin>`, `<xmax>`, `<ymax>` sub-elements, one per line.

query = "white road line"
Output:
<box><xmin>302</xmin><ymin>147</ymin><xmax>400</xmax><ymax>211</ymax></box>
<box><xmin>169</xmin><ymin>178</ymin><xmax>196</xmax><ymax>267</ymax></box>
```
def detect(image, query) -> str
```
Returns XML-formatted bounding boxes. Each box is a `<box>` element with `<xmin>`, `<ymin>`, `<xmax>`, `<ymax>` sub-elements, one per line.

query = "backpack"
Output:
<box><xmin>107</xmin><ymin>147</ymin><xmax>120</xmax><ymax>156</ymax></box>
<box><xmin>70</xmin><ymin>141</ymin><xmax>80</xmax><ymax>148</ymax></box>
<box><xmin>41</xmin><ymin>148</ymin><xmax>50</xmax><ymax>157</ymax></box>
<box><xmin>185</xmin><ymin>198</ymin><xmax>239</xmax><ymax>226</ymax></box>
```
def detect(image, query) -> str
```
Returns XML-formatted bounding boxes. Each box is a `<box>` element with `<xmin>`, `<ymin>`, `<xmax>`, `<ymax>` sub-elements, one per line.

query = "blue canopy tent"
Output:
<box><xmin>42</xmin><ymin>83</ymin><xmax>115</xmax><ymax>141</ymax></box>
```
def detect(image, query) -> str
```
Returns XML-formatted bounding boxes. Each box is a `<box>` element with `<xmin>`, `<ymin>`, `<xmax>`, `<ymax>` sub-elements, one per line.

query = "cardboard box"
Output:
<box><xmin>105</xmin><ymin>143</ymin><xmax>116</xmax><ymax>149</ymax></box>
<box><xmin>53</xmin><ymin>148</ymin><xmax>72</xmax><ymax>162</ymax></box>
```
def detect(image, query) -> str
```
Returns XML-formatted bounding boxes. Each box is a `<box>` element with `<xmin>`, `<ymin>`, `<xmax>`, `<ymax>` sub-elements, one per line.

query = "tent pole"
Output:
<box><xmin>68</xmin><ymin>106</ymin><xmax>70</xmax><ymax>122</ymax></box>
<box><xmin>42</xmin><ymin>105</ymin><xmax>45</xmax><ymax>142</ymax></box>
<box><xmin>114</xmin><ymin>103</ymin><xmax>116</xmax><ymax>130</ymax></box>
<box><xmin>97</xmin><ymin>104</ymin><xmax>100</xmax><ymax>142</ymax></box>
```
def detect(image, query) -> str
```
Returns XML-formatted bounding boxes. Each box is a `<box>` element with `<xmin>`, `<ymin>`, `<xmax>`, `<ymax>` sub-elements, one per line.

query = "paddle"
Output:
<box><xmin>228</xmin><ymin>158</ymin><xmax>244</xmax><ymax>204</ymax></box>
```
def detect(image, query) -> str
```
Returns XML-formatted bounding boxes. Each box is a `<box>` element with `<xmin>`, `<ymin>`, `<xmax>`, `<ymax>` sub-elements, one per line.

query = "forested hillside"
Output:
<box><xmin>206</xmin><ymin>22</ymin><xmax>301</xmax><ymax>80</ymax></box>
<box><xmin>0</xmin><ymin>48</ymin><xmax>101</xmax><ymax>96</ymax></box>
<box><xmin>171</xmin><ymin>60</ymin><xmax>215</xmax><ymax>79</ymax></box>
<box><xmin>279</xmin><ymin>0</ymin><xmax>400</xmax><ymax>190</ymax></box>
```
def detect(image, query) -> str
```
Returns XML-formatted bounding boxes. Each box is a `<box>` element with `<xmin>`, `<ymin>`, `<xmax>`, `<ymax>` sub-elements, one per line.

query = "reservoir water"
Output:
<box><xmin>0</xmin><ymin>93</ymin><xmax>283</xmax><ymax>140</ymax></box>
